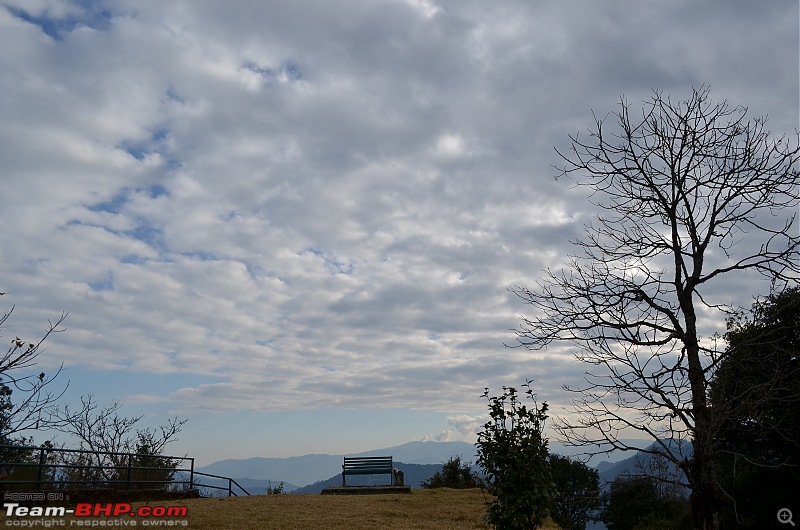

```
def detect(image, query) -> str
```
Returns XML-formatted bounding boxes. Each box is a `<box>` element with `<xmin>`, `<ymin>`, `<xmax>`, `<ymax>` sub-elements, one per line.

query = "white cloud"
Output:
<box><xmin>0</xmin><ymin>0</ymin><xmax>795</xmax><ymax>456</ymax></box>
<box><xmin>405</xmin><ymin>0</ymin><xmax>439</xmax><ymax>19</ymax></box>
<box><xmin>434</xmin><ymin>133</ymin><xmax>465</xmax><ymax>158</ymax></box>
<box><xmin>425</xmin><ymin>414</ymin><xmax>485</xmax><ymax>443</ymax></box>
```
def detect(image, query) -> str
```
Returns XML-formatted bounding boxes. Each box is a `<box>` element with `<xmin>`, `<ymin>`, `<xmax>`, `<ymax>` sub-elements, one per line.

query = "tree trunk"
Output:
<box><xmin>689</xmin><ymin>411</ymin><xmax>721</xmax><ymax>530</ymax></box>
<box><xmin>683</xmin><ymin>295</ymin><xmax>721</xmax><ymax>530</ymax></box>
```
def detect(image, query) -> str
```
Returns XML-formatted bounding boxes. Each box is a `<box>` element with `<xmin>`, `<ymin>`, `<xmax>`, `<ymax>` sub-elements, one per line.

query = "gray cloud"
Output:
<box><xmin>0</xmin><ymin>0</ymin><xmax>796</xmax><ymax>422</ymax></box>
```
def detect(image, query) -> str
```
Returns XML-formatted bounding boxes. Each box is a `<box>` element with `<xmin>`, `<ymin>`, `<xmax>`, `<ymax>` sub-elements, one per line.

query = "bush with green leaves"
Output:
<box><xmin>548</xmin><ymin>454</ymin><xmax>601</xmax><ymax>530</ymax></box>
<box><xmin>600</xmin><ymin>475</ymin><xmax>690</xmax><ymax>530</ymax></box>
<box><xmin>421</xmin><ymin>454</ymin><xmax>482</xmax><ymax>489</ymax></box>
<box><xmin>476</xmin><ymin>381</ymin><xmax>553</xmax><ymax>530</ymax></box>
<box><xmin>712</xmin><ymin>286</ymin><xmax>800</xmax><ymax>526</ymax></box>
<box><xmin>0</xmin><ymin>440</ymin><xmax>59</xmax><ymax>491</ymax></box>
<box><xmin>265</xmin><ymin>480</ymin><xmax>285</xmax><ymax>494</ymax></box>
<box><xmin>125</xmin><ymin>435</ymin><xmax>180</xmax><ymax>491</ymax></box>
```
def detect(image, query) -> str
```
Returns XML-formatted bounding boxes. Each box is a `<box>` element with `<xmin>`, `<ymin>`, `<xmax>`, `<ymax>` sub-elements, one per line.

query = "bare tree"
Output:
<box><xmin>630</xmin><ymin>451</ymin><xmax>686</xmax><ymax>501</ymax></box>
<box><xmin>510</xmin><ymin>87</ymin><xmax>800</xmax><ymax>529</ymax></box>
<box><xmin>0</xmin><ymin>303</ymin><xmax>68</xmax><ymax>440</ymax></box>
<box><xmin>54</xmin><ymin>395</ymin><xmax>186</xmax><ymax>487</ymax></box>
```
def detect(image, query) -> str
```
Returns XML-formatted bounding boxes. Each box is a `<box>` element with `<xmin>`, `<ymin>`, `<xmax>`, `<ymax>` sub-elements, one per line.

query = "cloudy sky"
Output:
<box><xmin>0</xmin><ymin>0</ymin><xmax>797</xmax><ymax>465</ymax></box>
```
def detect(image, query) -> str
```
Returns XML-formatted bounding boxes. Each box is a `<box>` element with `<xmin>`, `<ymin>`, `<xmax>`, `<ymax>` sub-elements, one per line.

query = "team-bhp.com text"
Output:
<box><xmin>3</xmin><ymin>503</ymin><xmax>189</xmax><ymax>527</ymax></box>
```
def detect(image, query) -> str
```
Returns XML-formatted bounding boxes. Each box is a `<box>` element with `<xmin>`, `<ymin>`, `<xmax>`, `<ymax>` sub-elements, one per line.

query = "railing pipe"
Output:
<box><xmin>189</xmin><ymin>458</ymin><xmax>194</xmax><ymax>491</ymax></box>
<box><xmin>36</xmin><ymin>447</ymin><xmax>46</xmax><ymax>490</ymax></box>
<box><xmin>126</xmin><ymin>453</ymin><xmax>132</xmax><ymax>491</ymax></box>
<box><xmin>0</xmin><ymin>444</ymin><xmax>247</xmax><ymax>497</ymax></box>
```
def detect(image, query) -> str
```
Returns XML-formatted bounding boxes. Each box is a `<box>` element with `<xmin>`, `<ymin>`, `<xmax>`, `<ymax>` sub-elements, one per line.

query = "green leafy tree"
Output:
<box><xmin>0</xmin><ymin>440</ymin><xmax>60</xmax><ymax>492</ymax></box>
<box><xmin>421</xmin><ymin>455</ymin><xmax>482</xmax><ymax>489</ymax></box>
<box><xmin>600</xmin><ymin>475</ymin><xmax>691</xmax><ymax>530</ymax></box>
<box><xmin>0</xmin><ymin>383</ymin><xmax>25</xmax><ymax>466</ymax></box>
<box><xmin>476</xmin><ymin>381</ymin><xmax>553</xmax><ymax>530</ymax></box>
<box><xmin>125</xmin><ymin>434</ymin><xmax>180</xmax><ymax>491</ymax></box>
<box><xmin>56</xmin><ymin>448</ymin><xmax>107</xmax><ymax>490</ymax></box>
<box><xmin>711</xmin><ymin>287</ymin><xmax>800</xmax><ymax>526</ymax></box>
<box><xmin>548</xmin><ymin>454</ymin><xmax>600</xmax><ymax>530</ymax></box>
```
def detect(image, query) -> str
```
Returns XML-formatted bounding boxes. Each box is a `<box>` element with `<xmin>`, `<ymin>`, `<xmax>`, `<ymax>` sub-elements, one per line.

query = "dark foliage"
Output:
<box><xmin>476</xmin><ymin>381</ymin><xmax>553</xmax><ymax>530</ymax></box>
<box><xmin>548</xmin><ymin>454</ymin><xmax>600</xmax><ymax>530</ymax></box>
<box><xmin>600</xmin><ymin>475</ymin><xmax>691</xmax><ymax>530</ymax></box>
<box><xmin>265</xmin><ymin>480</ymin><xmax>285</xmax><ymax>494</ymax></box>
<box><xmin>712</xmin><ymin>287</ymin><xmax>800</xmax><ymax>526</ymax></box>
<box><xmin>420</xmin><ymin>454</ymin><xmax>482</xmax><ymax>489</ymax></box>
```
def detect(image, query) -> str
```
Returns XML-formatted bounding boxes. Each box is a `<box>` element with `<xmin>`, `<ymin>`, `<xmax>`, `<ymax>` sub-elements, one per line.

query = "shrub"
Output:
<box><xmin>548</xmin><ymin>454</ymin><xmax>600</xmax><ymax>530</ymax></box>
<box><xmin>266</xmin><ymin>481</ymin><xmax>285</xmax><ymax>494</ymax></box>
<box><xmin>476</xmin><ymin>381</ymin><xmax>553</xmax><ymax>530</ymax></box>
<box><xmin>421</xmin><ymin>455</ymin><xmax>482</xmax><ymax>489</ymax></box>
<box><xmin>600</xmin><ymin>475</ymin><xmax>690</xmax><ymax>530</ymax></box>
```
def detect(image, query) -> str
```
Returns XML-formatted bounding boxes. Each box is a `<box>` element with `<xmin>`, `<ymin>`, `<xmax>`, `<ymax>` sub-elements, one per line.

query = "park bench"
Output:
<box><xmin>341</xmin><ymin>456</ymin><xmax>394</xmax><ymax>486</ymax></box>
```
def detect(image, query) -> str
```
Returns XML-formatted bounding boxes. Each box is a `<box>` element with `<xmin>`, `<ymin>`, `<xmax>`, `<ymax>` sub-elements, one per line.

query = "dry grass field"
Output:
<box><xmin>133</xmin><ymin>489</ymin><xmax>561</xmax><ymax>529</ymax></box>
<box><xmin>176</xmin><ymin>488</ymin><xmax>490</xmax><ymax>529</ymax></box>
<box><xmin>69</xmin><ymin>488</ymin><xmax>559</xmax><ymax>530</ymax></box>
<box><xmin>0</xmin><ymin>488</ymin><xmax>562</xmax><ymax>529</ymax></box>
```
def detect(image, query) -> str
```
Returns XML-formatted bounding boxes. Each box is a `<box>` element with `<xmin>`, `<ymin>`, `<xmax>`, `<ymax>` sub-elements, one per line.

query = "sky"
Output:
<box><xmin>0</xmin><ymin>0</ymin><xmax>797</xmax><ymax>467</ymax></box>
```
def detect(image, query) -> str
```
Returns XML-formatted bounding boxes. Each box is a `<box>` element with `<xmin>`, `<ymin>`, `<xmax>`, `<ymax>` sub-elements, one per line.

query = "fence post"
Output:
<box><xmin>127</xmin><ymin>454</ymin><xmax>132</xmax><ymax>491</ymax></box>
<box><xmin>189</xmin><ymin>458</ymin><xmax>194</xmax><ymax>491</ymax></box>
<box><xmin>36</xmin><ymin>447</ymin><xmax>46</xmax><ymax>490</ymax></box>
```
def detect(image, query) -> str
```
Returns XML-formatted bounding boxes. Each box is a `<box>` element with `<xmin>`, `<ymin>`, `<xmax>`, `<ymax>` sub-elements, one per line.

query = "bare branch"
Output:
<box><xmin>0</xmin><ymin>306</ymin><xmax>69</xmax><ymax>439</ymax></box>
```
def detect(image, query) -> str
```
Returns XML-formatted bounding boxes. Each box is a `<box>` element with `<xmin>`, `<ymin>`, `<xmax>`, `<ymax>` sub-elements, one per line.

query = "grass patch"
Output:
<box><xmin>0</xmin><ymin>488</ymin><xmax>561</xmax><ymax>529</ymax></box>
<box><xmin>137</xmin><ymin>488</ymin><xmax>559</xmax><ymax>529</ymax></box>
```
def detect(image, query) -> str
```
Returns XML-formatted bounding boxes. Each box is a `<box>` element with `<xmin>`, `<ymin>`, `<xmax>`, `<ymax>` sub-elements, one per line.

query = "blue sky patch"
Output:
<box><xmin>124</xmin><ymin>224</ymin><xmax>163</xmax><ymax>247</ymax></box>
<box><xmin>122</xmin><ymin>142</ymin><xmax>147</xmax><ymax>161</ymax></box>
<box><xmin>6</xmin><ymin>4</ymin><xmax>113</xmax><ymax>41</ymax></box>
<box><xmin>87</xmin><ymin>190</ymin><xmax>129</xmax><ymax>214</ymax></box>
<box><xmin>118</xmin><ymin>127</ymin><xmax>172</xmax><ymax>162</ymax></box>
<box><xmin>88</xmin><ymin>271</ymin><xmax>114</xmax><ymax>291</ymax></box>
<box><xmin>86</xmin><ymin>185</ymin><xmax>169</xmax><ymax>215</ymax></box>
<box><xmin>152</xmin><ymin>128</ymin><xmax>169</xmax><ymax>142</ymax></box>
<box><xmin>242</xmin><ymin>60</ymin><xmax>303</xmax><ymax>83</ymax></box>
<box><xmin>149</xmin><ymin>185</ymin><xmax>168</xmax><ymax>199</ymax></box>
<box><xmin>120</xmin><ymin>255</ymin><xmax>148</xmax><ymax>265</ymax></box>
<box><xmin>282</xmin><ymin>61</ymin><xmax>303</xmax><ymax>81</ymax></box>
<box><xmin>165</xmin><ymin>86</ymin><xmax>185</xmax><ymax>104</ymax></box>
<box><xmin>302</xmin><ymin>246</ymin><xmax>354</xmax><ymax>275</ymax></box>
<box><xmin>181</xmin><ymin>251</ymin><xmax>222</xmax><ymax>262</ymax></box>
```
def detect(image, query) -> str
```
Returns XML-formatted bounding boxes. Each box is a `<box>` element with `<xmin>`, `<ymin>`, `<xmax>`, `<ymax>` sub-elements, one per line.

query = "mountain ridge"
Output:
<box><xmin>195</xmin><ymin>438</ymin><xmax>654</xmax><ymax>490</ymax></box>
<box><xmin>196</xmin><ymin>441</ymin><xmax>477</xmax><ymax>488</ymax></box>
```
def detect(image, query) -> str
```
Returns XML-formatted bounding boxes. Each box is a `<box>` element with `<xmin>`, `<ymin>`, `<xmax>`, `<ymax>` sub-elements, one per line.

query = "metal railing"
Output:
<box><xmin>0</xmin><ymin>444</ymin><xmax>250</xmax><ymax>497</ymax></box>
<box><xmin>190</xmin><ymin>471</ymin><xmax>251</xmax><ymax>497</ymax></box>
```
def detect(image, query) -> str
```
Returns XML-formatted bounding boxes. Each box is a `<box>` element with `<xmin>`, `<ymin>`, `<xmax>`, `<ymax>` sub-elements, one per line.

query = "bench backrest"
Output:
<box><xmin>342</xmin><ymin>456</ymin><xmax>393</xmax><ymax>472</ymax></box>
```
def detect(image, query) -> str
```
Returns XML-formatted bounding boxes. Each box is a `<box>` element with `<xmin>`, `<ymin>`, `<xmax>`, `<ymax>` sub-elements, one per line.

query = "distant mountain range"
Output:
<box><xmin>193</xmin><ymin>438</ymin><xmax>659</xmax><ymax>494</ymax></box>
<box><xmin>594</xmin><ymin>439</ymin><xmax>693</xmax><ymax>491</ymax></box>
<box><xmin>195</xmin><ymin>441</ymin><xmax>477</xmax><ymax>493</ymax></box>
<box><xmin>293</xmin><ymin>462</ymin><xmax>448</xmax><ymax>494</ymax></box>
